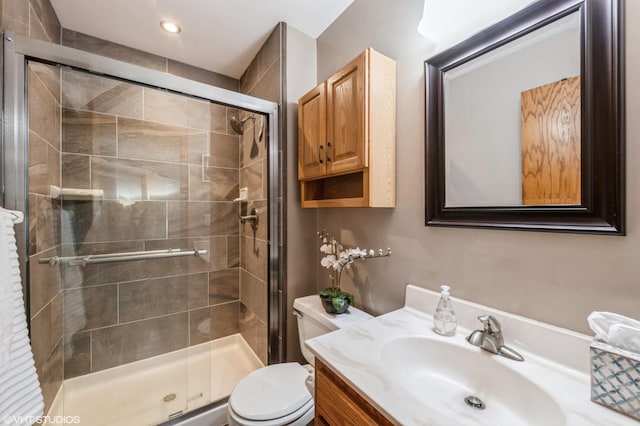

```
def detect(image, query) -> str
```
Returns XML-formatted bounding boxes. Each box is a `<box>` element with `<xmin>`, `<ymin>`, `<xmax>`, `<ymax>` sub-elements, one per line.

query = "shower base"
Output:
<box><xmin>45</xmin><ymin>334</ymin><xmax>263</xmax><ymax>426</ymax></box>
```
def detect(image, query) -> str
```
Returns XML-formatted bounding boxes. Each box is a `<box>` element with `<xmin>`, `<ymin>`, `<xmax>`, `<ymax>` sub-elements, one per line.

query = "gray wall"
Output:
<box><xmin>284</xmin><ymin>26</ymin><xmax>318</xmax><ymax>362</ymax></box>
<box><xmin>312</xmin><ymin>0</ymin><xmax>640</xmax><ymax>336</ymax></box>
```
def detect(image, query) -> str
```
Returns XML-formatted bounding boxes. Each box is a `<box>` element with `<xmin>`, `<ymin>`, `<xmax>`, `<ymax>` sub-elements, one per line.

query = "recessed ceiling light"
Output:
<box><xmin>160</xmin><ymin>20</ymin><xmax>181</xmax><ymax>34</ymax></box>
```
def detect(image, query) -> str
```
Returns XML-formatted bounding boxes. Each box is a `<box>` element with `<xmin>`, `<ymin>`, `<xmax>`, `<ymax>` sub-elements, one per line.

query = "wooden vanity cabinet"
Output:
<box><xmin>298</xmin><ymin>48</ymin><xmax>396</xmax><ymax>208</ymax></box>
<box><xmin>314</xmin><ymin>358</ymin><xmax>394</xmax><ymax>426</ymax></box>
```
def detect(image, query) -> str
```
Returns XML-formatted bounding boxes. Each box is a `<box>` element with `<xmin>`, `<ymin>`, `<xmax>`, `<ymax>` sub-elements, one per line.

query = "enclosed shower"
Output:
<box><xmin>3</xmin><ymin>33</ymin><xmax>281</xmax><ymax>425</ymax></box>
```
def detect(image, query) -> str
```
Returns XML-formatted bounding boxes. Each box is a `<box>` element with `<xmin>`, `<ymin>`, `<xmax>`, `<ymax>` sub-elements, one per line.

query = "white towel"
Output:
<box><xmin>0</xmin><ymin>216</ymin><xmax>15</xmax><ymax>370</ymax></box>
<box><xmin>0</xmin><ymin>209</ymin><xmax>44</xmax><ymax>424</ymax></box>
<box><xmin>0</xmin><ymin>207</ymin><xmax>23</xmax><ymax>370</ymax></box>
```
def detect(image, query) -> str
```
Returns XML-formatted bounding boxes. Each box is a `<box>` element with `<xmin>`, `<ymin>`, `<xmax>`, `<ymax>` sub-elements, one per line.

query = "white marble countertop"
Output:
<box><xmin>305</xmin><ymin>285</ymin><xmax>638</xmax><ymax>426</ymax></box>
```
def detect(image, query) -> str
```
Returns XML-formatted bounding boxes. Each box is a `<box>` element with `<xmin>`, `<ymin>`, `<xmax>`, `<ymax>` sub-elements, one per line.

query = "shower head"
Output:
<box><xmin>230</xmin><ymin>115</ymin><xmax>255</xmax><ymax>135</ymax></box>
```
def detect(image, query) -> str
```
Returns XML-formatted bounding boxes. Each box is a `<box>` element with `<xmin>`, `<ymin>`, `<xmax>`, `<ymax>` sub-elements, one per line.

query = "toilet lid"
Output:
<box><xmin>229</xmin><ymin>363</ymin><xmax>312</xmax><ymax>421</ymax></box>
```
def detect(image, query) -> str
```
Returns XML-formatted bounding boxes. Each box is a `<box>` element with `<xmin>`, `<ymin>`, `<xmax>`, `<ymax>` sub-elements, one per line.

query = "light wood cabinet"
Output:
<box><xmin>314</xmin><ymin>358</ymin><xmax>394</xmax><ymax>426</ymax></box>
<box><xmin>298</xmin><ymin>83</ymin><xmax>327</xmax><ymax>180</ymax></box>
<box><xmin>325</xmin><ymin>52</ymin><xmax>367</xmax><ymax>176</ymax></box>
<box><xmin>297</xmin><ymin>48</ymin><xmax>396</xmax><ymax>208</ymax></box>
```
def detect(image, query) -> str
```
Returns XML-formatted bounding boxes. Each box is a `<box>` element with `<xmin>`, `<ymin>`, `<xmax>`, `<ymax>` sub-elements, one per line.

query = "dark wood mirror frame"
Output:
<box><xmin>425</xmin><ymin>0</ymin><xmax>624</xmax><ymax>234</ymax></box>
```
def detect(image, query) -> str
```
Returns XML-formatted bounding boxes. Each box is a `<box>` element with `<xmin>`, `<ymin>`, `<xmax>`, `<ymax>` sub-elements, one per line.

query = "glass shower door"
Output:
<box><xmin>26</xmin><ymin>60</ymin><xmax>247</xmax><ymax>425</ymax></box>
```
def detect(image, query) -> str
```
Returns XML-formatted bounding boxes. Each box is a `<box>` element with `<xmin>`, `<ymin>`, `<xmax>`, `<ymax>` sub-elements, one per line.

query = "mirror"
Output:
<box><xmin>425</xmin><ymin>0</ymin><xmax>624</xmax><ymax>234</ymax></box>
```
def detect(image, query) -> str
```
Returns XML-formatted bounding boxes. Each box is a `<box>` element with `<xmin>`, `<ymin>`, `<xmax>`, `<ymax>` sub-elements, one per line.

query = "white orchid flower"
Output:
<box><xmin>351</xmin><ymin>247</ymin><xmax>367</xmax><ymax>257</ymax></box>
<box><xmin>318</xmin><ymin>230</ymin><xmax>390</xmax><ymax>293</ymax></box>
<box><xmin>320</xmin><ymin>254</ymin><xmax>337</xmax><ymax>268</ymax></box>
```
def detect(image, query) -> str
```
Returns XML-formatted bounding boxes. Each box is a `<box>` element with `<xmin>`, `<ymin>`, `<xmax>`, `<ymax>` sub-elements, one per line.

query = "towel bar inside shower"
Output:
<box><xmin>38</xmin><ymin>248</ymin><xmax>208</xmax><ymax>267</ymax></box>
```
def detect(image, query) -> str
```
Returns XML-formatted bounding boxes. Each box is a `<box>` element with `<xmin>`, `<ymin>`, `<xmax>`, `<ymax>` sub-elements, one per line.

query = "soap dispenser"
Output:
<box><xmin>433</xmin><ymin>285</ymin><xmax>457</xmax><ymax>336</ymax></box>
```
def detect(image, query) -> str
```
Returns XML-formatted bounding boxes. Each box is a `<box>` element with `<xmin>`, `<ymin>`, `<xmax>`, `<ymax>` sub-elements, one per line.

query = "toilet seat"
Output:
<box><xmin>229</xmin><ymin>363</ymin><xmax>313</xmax><ymax>425</ymax></box>
<box><xmin>228</xmin><ymin>397</ymin><xmax>313</xmax><ymax>426</ymax></box>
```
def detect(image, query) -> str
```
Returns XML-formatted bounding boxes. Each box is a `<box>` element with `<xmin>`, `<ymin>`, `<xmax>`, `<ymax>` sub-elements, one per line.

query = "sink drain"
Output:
<box><xmin>464</xmin><ymin>395</ymin><xmax>486</xmax><ymax>410</ymax></box>
<box><xmin>163</xmin><ymin>393</ymin><xmax>177</xmax><ymax>403</ymax></box>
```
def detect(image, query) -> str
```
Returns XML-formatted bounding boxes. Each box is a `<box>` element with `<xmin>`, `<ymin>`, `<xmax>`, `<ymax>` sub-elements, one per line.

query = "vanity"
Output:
<box><xmin>306</xmin><ymin>285</ymin><xmax>638</xmax><ymax>425</ymax></box>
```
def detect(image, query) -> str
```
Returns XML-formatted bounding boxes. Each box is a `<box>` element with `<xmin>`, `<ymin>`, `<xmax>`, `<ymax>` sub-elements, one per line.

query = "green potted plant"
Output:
<box><xmin>317</xmin><ymin>230</ymin><xmax>391</xmax><ymax>314</ymax></box>
<box><xmin>318</xmin><ymin>287</ymin><xmax>354</xmax><ymax>314</ymax></box>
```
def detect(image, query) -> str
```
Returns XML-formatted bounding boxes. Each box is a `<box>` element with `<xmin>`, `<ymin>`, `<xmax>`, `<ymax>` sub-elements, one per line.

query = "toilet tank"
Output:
<box><xmin>293</xmin><ymin>295</ymin><xmax>373</xmax><ymax>366</ymax></box>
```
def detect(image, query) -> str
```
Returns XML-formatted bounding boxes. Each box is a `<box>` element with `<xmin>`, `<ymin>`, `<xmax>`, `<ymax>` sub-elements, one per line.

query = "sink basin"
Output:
<box><xmin>380</xmin><ymin>336</ymin><xmax>566</xmax><ymax>426</ymax></box>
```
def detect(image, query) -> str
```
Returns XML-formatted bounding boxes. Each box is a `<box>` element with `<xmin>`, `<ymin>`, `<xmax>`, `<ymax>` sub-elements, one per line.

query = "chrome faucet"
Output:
<box><xmin>466</xmin><ymin>315</ymin><xmax>524</xmax><ymax>362</ymax></box>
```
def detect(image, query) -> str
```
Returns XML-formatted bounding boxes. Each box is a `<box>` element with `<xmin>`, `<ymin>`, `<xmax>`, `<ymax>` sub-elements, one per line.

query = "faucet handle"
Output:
<box><xmin>478</xmin><ymin>315</ymin><xmax>501</xmax><ymax>333</ymax></box>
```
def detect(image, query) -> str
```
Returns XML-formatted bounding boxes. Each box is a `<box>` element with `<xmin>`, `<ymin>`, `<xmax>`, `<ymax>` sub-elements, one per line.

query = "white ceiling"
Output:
<box><xmin>50</xmin><ymin>0</ymin><xmax>354</xmax><ymax>79</ymax></box>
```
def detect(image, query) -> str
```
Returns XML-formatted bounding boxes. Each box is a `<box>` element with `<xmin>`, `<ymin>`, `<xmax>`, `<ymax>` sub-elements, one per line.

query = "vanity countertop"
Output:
<box><xmin>305</xmin><ymin>285</ymin><xmax>638</xmax><ymax>426</ymax></box>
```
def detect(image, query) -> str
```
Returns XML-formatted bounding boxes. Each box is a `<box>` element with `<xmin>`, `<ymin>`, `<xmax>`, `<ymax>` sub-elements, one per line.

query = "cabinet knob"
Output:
<box><xmin>318</xmin><ymin>145</ymin><xmax>324</xmax><ymax>164</ymax></box>
<box><xmin>326</xmin><ymin>142</ymin><xmax>331</xmax><ymax>162</ymax></box>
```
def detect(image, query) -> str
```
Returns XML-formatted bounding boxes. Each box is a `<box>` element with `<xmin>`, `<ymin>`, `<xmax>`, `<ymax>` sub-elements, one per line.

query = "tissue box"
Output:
<box><xmin>590</xmin><ymin>340</ymin><xmax>640</xmax><ymax>420</ymax></box>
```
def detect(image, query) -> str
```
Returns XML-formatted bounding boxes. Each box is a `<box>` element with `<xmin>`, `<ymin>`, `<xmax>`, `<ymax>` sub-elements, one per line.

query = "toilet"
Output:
<box><xmin>227</xmin><ymin>294</ymin><xmax>373</xmax><ymax>426</ymax></box>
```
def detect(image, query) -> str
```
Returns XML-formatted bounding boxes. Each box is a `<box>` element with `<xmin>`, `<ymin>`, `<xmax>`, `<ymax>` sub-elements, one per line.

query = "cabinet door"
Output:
<box><xmin>298</xmin><ymin>83</ymin><xmax>327</xmax><ymax>180</ymax></box>
<box><xmin>315</xmin><ymin>359</ymin><xmax>393</xmax><ymax>426</ymax></box>
<box><xmin>326</xmin><ymin>51</ymin><xmax>367</xmax><ymax>176</ymax></box>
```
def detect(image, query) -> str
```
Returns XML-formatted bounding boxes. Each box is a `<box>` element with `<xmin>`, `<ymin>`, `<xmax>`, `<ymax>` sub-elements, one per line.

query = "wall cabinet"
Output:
<box><xmin>298</xmin><ymin>48</ymin><xmax>396</xmax><ymax>208</ymax></box>
<box><xmin>314</xmin><ymin>358</ymin><xmax>394</xmax><ymax>425</ymax></box>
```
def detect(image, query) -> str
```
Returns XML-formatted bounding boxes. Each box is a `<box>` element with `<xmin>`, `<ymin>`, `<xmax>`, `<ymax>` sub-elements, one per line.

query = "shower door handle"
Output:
<box><xmin>318</xmin><ymin>145</ymin><xmax>324</xmax><ymax>164</ymax></box>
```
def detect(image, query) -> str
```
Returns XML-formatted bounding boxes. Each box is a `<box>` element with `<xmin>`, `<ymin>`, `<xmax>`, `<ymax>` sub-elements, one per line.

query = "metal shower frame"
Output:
<box><xmin>1</xmin><ymin>31</ymin><xmax>284</xmax><ymax>364</ymax></box>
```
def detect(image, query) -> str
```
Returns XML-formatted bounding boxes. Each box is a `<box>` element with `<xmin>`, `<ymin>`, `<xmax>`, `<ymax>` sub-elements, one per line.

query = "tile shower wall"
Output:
<box><xmin>54</xmin><ymin>26</ymin><xmax>275</xmax><ymax>367</ymax></box>
<box><xmin>55</xmin><ymin>68</ymin><xmax>244</xmax><ymax>378</ymax></box>
<box><xmin>60</xmin><ymin>29</ymin><xmax>238</xmax><ymax>92</ymax></box>
<box><xmin>1</xmin><ymin>0</ymin><xmax>61</xmax><ymax>44</ymax></box>
<box><xmin>237</xmin><ymin>24</ymin><xmax>284</xmax><ymax>365</ymax></box>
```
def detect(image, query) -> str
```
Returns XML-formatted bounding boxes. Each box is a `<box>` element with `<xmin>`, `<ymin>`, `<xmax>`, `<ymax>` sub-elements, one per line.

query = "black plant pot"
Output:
<box><xmin>319</xmin><ymin>294</ymin><xmax>350</xmax><ymax>314</ymax></box>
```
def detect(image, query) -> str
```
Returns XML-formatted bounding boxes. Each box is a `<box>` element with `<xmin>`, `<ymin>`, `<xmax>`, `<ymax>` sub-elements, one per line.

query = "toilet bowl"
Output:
<box><xmin>227</xmin><ymin>295</ymin><xmax>372</xmax><ymax>426</ymax></box>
